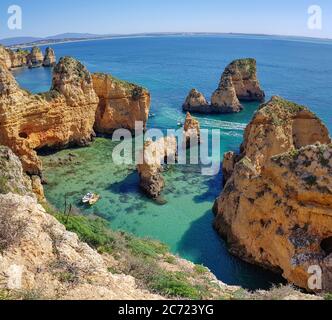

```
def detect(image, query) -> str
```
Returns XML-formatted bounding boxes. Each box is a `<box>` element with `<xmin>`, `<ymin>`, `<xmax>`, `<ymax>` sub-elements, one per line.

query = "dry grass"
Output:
<box><xmin>0</xmin><ymin>203</ymin><xmax>27</xmax><ymax>253</ymax></box>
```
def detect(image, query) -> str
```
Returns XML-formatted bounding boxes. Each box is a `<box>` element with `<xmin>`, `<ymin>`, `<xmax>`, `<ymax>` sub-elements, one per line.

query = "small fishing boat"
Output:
<box><xmin>177</xmin><ymin>121</ymin><xmax>183</xmax><ymax>127</ymax></box>
<box><xmin>149</xmin><ymin>113</ymin><xmax>156</xmax><ymax>118</ymax></box>
<box><xmin>82</xmin><ymin>192</ymin><xmax>100</xmax><ymax>205</ymax></box>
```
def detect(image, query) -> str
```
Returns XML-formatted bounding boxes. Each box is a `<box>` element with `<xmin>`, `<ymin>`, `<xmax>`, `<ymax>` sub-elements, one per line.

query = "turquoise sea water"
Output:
<box><xmin>12</xmin><ymin>35</ymin><xmax>332</xmax><ymax>290</ymax></box>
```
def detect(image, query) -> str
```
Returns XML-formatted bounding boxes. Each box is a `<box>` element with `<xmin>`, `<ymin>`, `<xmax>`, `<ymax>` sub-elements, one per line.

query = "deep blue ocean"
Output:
<box><xmin>12</xmin><ymin>35</ymin><xmax>332</xmax><ymax>290</ymax></box>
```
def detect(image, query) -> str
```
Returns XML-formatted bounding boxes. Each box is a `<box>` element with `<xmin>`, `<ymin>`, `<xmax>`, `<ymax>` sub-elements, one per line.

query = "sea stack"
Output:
<box><xmin>184</xmin><ymin>112</ymin><xmax>201</xmax><ymax>147</ymax></box>
<box><xmin>137</xmin><ymin>137</ymin><xmax>177</xmax><ymax>200</ymax></box>
<box><xmin>43</xmin><ymin>47</ymin><xmax>56</xmax><ymax>67</ymax></box>
<box><xmin>92</xmin><ymin>73</ymin><xmax>151</xmax><ymax>134</ymax></box>
<box><xmin>213</xmin><ymin>96</ymin><xmax>332</xmax><ymax>291</ymax></box>
<box><xmin>211</xmin><ymin>73</ymin><xmax>243</xmax><ymax>113</ymax></box>
<box><xmin>28</xmin><ymin>46</ymin><xmax>44</xmax><ymax>67</ymax></box>
<box><xmin>183</xmin><ymin>89</ymin><xmax>209</xmax><ymax>113</ymax></box>
<box><xmin>184</xmin><ymin>58</ymin><xmax>265</xmax><ymax>114</ymax></box>
<box><xmin>221</xmin><ymin>58</ymin><xmax>265</xmax><ymax>102</ymax></box>
<box><xmin>0</xmin><ymin>57</ymin><xmax>99</xmax><ymax>175</ymax></box>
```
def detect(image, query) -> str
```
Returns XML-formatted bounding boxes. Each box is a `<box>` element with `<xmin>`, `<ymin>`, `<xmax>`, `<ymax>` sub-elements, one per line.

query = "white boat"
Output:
<box><xmin>82</xmin><ymin>192</ymin><xmax>100</xmax><ymax>205</ymax></box>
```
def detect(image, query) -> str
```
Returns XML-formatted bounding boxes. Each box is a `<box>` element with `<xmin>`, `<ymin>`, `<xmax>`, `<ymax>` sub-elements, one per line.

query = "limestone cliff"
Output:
<box><xmin>28</xmin><ymin>47</ymin><xmax>44</xmax><ymax>67</ymax></box>
<box><xmin>43</xmin><ymin>47</ymin><xmax>56</xmax><ymax>67</ymax></box>
<box><xmin>0</xmin><ymin>45</ymin><xmax>56</xmax><ymax>70</ymax></box>
<box><xmin>0</xmin><ymin>46</ymin><xmax>29</xmax><ymax>69</ymax></box>
<box><xmin>213</xmin><ymin>96</ymin><xmax>332</xmax><ymax>291</ymax></box>
<box><xmin>0</xmin><ymin>57</ymin><xmax>99</xmax><ymax>175</ymax></box>
<box><xmin>211</xmin><ymin>73</ymin><xmax>243</xmax><ymax>113</ymax></box>
<box><xmin>0</xmin><ymin>46</ymin><xmax>12</xmax><ymax>69</ymax></box>
<box><xmin>184</xmin><ymin>112</ymin><xmax>201</xmax><ymax>147</ymax></box>
<box><xmin>92</xmin><ymin>73</ymin><xmax>151</xmax><ymax>134</ymax></box>
<box><xmin>183</xmin><ymin>89</ymin><xmax>209</xmax><ymax>113</ymax></box>
<box><xmin>222</xmin><ymin>58</ymin><xmax>265</xmax><ymax>102</ymax></box>
<box><xmin>137</xmin><ymin>137</ymin><xmax>177</xmax><ymax>199</ymax></box>
<box><xmin>185</xmin><ymin>58</ymin><xmax>265</xmax><ymax>114</ymax></box>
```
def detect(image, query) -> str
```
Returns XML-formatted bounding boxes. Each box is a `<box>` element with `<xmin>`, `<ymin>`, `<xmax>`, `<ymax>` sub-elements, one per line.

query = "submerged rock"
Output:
<box><xmin>213</xmin><ymin>96</ymin><xmax>332</xmax><ymax>291</ymax></box>
<box><xmin>43</xmin><ymin>47</ymin><xmax>56</xmax><ymax>67</ymax></box>
<box><xmin>92</xmin><ymin>73</ymin><xmax>151</xmax><ymax>134</ymax></box>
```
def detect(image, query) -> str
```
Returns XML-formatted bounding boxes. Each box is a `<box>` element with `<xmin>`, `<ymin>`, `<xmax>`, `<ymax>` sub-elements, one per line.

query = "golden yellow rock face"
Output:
<box><xmin>211</xmin><ymin>74</ymin><xmax>242</xmax><ymax>113</ymax></box>
<box><xmin>183</xmin><ymin>89</ymin><xmax>209</xmax><ymax>112</ymax></box>
<box><xmin>214</xmin><ymin>96</ymin><xmax>332</xmax><ymax>291</ymax></box>
<box><xmin>184</xmin><ymin>112</ymin><xmax>200</xmax><ymax>147</ymax></box>
<box><xmin>0</xmin><ymin>57</ymin><xmax>99</xmax><ymax>175</ymax></box>
<box><xmin>92</xmin><ymin>73</ymin><xmax>151</xmax><ymax>134</ymax></box>
<box><xmin>137</xmin><ymin>137</ymin><xmax>177</xmax><ymax>199</ymax></box>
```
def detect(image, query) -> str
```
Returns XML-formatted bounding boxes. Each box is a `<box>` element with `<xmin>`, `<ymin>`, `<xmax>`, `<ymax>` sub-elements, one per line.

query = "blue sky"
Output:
<box><xmin>0</xmin><ymin>0</ymin><xmax>332</xmax><ymax>39</ymax></box>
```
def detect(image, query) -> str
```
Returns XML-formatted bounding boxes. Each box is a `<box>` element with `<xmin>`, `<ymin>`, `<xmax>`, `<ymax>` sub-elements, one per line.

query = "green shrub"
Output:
<box><xmin>324</xmin><ymin>293</ymin><xmax>332</xmax><ymax>300</ymax></box>
<box><xmin>127</xmin><ymin>236</ymin><xmax>169</xmax><ymax>258</ymax></box>
<box><xmin>151</xmin><ymin>272</ymin><xmax>202</xmax><ymax>300</ymax></box>
<box><xmin>194</xmin><ymin>264</ymin><xmax>208</xmax><ymax>275</ymax></box>
<box><xmin>55</xmin><ymin>213</ymin><xmax>114</xmax><ymax>249</ymax></box>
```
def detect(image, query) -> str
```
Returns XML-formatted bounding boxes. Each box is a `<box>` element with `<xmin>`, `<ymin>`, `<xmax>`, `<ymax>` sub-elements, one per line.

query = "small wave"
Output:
<box><xmin>161</xmin><ymin>109</ymin><xmax>246</xmax><ymax>131</ymax></box>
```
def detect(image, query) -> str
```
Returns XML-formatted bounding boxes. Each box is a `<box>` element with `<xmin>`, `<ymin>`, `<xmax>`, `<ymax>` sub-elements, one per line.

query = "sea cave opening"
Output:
<box><xmin>321</xmin><ymin>236</ymin><xmax>332</xmax><ymax>256</ymax></box>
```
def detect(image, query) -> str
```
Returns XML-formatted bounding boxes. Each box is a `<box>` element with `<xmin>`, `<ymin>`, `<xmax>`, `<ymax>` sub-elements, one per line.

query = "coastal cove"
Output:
<box><xmin>12</xmin><ymin>35</ymin><xmax>332</xmax><ymax>290</ymax></box>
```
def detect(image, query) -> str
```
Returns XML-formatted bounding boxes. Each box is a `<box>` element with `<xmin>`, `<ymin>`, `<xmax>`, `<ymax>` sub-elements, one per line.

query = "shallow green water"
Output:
<box><xmin>41</xmin><ymin>128</ymin><xmax>282</xmax><ymax>290</ymax></box>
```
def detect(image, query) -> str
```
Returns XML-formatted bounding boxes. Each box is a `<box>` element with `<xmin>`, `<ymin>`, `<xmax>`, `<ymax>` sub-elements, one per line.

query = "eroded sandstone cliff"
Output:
<box><xmin>213</xmin><ymin>96</ymin><xmax>332</xmax><ymax>291</ymax></box>
<box><xmin>183</xmin><ymin>89</ymin><xmax>209</xmax><ymax>113</ymax></box>
<box><xmin>211</xmin><ymin>73</ymin><xmax>243</xmax><ymax>113</ymax></box>
<box><xmin>137</xmin><ymin>137</ymin><xmax>177</xmax><ymax>199</ymax></box>
<box><xmin>0</xmin><ymin>45</ymin><xmax>56</xmax><ymax>70</ymax></box>
<box><xmin>92</xmin><ymin>73</ymin><xmax>151</xmax><ymax>134</ymax></box>
<box><xmin>43</xmin><ymin>47</ymin><xmax>56</xmax><ymax>67</ymax></box>
<box><xmin>0</xmin><ymin>57</ymin><xmax>99</xmax><ymax>175</ymax></box>
<box><xmin>28</xmin><ymin>46</ymin><xmax>44</xmax><ymax>67</ymax></box>
<box><xmin>184</xmin><ymin>112</ymin><xmax>201</xmax><ymax>147</ymax></box>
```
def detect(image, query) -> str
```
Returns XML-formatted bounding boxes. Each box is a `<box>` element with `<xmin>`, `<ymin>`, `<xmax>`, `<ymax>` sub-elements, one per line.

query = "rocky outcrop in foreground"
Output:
<box><xmin>0</xmin><ymin>57</ymin><xmax>99</xmax><ymax>175</ymax></box>
<box><xmin>92</xmin><ymin>73</ymin><xmax>151</xmax><ymax>133</ymax></box>
<box><xmin>213</xmin><ymin>96</ymin><xmax>332</xmax><ymax>291</ymax></box>
<box><xmin>184</xmin><ymin>58</ymin><xmax>265</xmax><ymax>114</ymax></box>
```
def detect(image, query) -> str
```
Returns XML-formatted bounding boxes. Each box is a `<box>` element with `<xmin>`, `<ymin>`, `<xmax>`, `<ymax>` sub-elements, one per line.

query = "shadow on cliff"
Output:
<box><xmin>177</xmin><ymin>209</ymin><xmax>284</xmax><ymax>290</ymax></box>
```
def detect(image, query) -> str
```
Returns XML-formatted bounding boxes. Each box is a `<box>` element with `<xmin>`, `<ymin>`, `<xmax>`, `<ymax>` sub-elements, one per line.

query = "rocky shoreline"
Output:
<box><xmin>0</xmin><ymin>45</ymin><xmax>56</xmax><ymax>69</ymax></box>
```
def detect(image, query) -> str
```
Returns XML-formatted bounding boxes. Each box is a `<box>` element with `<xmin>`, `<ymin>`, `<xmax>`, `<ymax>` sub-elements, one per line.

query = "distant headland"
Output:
<box><xmin>2</xmin><ymin>32</ymin><xmax>332</xmax><ymax>49</ymax></box>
